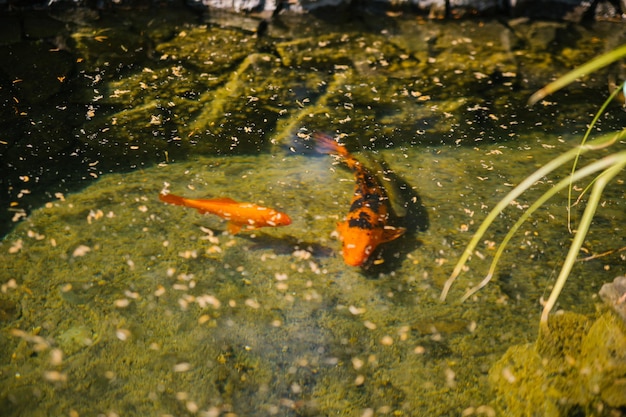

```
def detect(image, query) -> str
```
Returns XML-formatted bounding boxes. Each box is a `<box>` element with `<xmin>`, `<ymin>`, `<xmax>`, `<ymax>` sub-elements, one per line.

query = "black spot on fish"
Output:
<box><xmin>364</xmin><ymin>193</ymin><xmax>382</xmax><ymax>212</ymax></box>
<box><xmin>356</xmin><ymin>172</ymin><xmax>379</xmax><ymax>190</ymax></box>
<box><xmin>348</xmin><ymin>212</ymin><xmax>374</xmax><ymax>229</ymax></box>
<box><xmin>350</xmin><ymin>193</ymin><xmax>383</xmax><ymax>213</ymax></box>
<box><xmin>349</xmin><ymin>197</ymin><xmax>365</xmax><ymax>212</ymax></box>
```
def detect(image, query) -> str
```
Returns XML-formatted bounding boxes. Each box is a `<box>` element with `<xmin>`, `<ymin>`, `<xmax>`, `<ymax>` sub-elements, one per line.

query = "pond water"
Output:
<box><xmin>1</xmin><ymin>6</ymin><xmax>625</xmax><ymax>417</ymax></box>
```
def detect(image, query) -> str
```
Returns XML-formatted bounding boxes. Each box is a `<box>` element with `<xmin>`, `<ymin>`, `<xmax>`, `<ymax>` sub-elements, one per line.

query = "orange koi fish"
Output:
<box><xmin>159</xmin><ymin>192</ymin><xmax>291</xmax><ymax>234</ymax></box>
<box><xmin>314</xmin><ymin>133</ymin><xmax>406</xmax><ymax>266</ymax></box>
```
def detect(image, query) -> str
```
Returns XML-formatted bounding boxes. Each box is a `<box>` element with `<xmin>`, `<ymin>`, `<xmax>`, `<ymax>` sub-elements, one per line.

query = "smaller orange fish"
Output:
<box><xmin>159</xmin><ymin>192</ymin><xmax>291</xmax><ymax>234</ymax></box>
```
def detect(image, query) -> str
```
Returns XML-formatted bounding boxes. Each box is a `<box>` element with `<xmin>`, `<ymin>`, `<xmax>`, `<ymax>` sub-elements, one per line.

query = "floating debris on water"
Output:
<box><xmin>72</xmin><ymin>245</ymin><xmax>91</xmax><ymax>257</ymax></box>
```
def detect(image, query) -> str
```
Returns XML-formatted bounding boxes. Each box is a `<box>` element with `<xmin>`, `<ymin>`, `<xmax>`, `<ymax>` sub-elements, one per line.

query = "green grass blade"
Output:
<box><xmin>567</xmin><ymin>80</ymin><xmax>626</xmax><ymax>231</ymax></box>
<box><xmin>440</xmin><ymin>129</ymin><xmax>624</xmax><ymax>301</ymax></box>
<box><xmin>460</xmin><ymin>150</ymin><xmax>626</xmax><ymax>302</ymax></box>
<box><xmin>529</xmin><ymin>44</ymin><xmax>626</xmax><ymax>106</ymax></box>
<box><xmin>540</xmin><ymin>155</ymin><xmax>626</xmax><ymax>331</ymax></box>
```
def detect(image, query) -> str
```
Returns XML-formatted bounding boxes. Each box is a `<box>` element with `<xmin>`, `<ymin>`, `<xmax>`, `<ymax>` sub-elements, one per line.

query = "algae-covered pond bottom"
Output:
<box><xmin>1</xmin><ymin>131</ymin><xmax>624</xmax><ymax>416</ymax></box>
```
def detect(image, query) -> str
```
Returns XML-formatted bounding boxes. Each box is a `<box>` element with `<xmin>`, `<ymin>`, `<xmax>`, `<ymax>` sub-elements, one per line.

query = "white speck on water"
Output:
<box><xmin>114</xmin><ymin>299</ymin><xmax>130</xmax><ymax>308</ymax></box>
<box><xmin>72</xmin><ymin>245</ymin><xmax>91</xmax><ymax>257</ymax></box>
<box><xmin>8</xmin><ymin>239</ymin><xmax>23</xmax><ymax>254</ymax></box>
<box><xmin>349</xmin><ymin>305</ymin><xmax>366</xmax><ymax>315</ymax></box>
<box><xmin>363</xmin><ymin>321</ymin><xmax>377</xmax><ymax>330</ymax></box>
<box><xmin>116</xmin><ymin>329</ymin><xmax>131</xmax><ymax>341</ymax></box>
<box><xmin>173</xmin><ymin>362</ymin><xmax>192</xmax><ymax>373</ymax></box>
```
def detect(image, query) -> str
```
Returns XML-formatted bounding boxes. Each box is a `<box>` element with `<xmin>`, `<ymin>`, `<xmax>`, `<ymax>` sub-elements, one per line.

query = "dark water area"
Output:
<box><xmin>0</xmin><ymin>5</ymin><xmax>625</xmax><ymax>417</ymax></box>
<box><xmin>1</xmin><ymin>7</ymin><xmax>625</xmax><ymax>238</ymax></box>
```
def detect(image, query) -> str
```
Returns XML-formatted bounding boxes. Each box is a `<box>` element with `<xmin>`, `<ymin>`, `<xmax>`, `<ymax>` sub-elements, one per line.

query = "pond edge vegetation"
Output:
<box><xmin>440</xmin><ymin>44</ymin><xmax>626</xmax><ymax>333</ymax></box>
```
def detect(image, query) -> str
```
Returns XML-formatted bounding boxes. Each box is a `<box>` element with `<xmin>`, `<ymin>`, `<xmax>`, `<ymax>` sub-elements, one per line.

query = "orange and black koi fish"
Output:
<box><xmin>314</xmin><ymin>133</ymin><xmax>406</xmax><ymax>266</ymax></box>
<box><xmin>159</xmin><ymin>192</ymin><xmax>291</xmax><ymax>234</ymax></box>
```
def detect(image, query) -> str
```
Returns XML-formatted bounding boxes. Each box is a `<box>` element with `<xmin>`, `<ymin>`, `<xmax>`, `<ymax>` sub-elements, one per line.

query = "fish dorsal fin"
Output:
<box><xmin>382</xmin><ymin>226</ymin><xmax>406</xmax><ymax>243</ymax></box>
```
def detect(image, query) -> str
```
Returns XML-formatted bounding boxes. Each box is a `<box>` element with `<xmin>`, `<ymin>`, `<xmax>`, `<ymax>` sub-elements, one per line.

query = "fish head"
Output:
<box><xmin>337</xmin><ymin>222</ymin><xmax>406</xmax><ymax>267</ymax></box>
<box><xmin>337</xmin><ymin>221</ymin><xmax>378</xmax><ymax>267</ymax></box>
<box><xmin>267</xmin><ymin>211</ymin><xmax>292</xmax><ymax>227</ymax></box>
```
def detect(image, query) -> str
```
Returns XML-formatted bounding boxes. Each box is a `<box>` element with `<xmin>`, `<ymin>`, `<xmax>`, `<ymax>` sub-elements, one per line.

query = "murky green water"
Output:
<box><xmin>1</xmin><ymin>7</ymin><xmax>625</xmax><ymax>417</ymax></box>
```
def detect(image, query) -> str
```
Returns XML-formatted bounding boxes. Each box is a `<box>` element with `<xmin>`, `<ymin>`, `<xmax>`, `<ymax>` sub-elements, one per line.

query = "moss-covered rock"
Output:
<box><xmin>578</xmin><ymin>313</ymin><xmax>626</xmax><ymax>408</ymax></box>
<box><xmin>490</xmin><ymin>343</ymin><xmax>563</xmax><ymax>417</ymax></box>
<box><xmin>490</xmin><ymin>311</ymin><xmax>626</xmax><ymax>416</ymax></box>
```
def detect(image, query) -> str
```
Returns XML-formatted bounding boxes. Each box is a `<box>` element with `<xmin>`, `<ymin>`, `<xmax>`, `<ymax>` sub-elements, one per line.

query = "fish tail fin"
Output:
<box><xmin>313</xmin><ymin>133</ymin><xmax>350</xmax><ymax>158</ymax></box>
<box><xmin>314</xmin><ymin>132</ymin><xmax>365</xmax><ymax>172</ymax></box>
<box><xmin>159</xmin><ymin>192</ymin><xmax>186</xmax><ymax>207</ymax></box>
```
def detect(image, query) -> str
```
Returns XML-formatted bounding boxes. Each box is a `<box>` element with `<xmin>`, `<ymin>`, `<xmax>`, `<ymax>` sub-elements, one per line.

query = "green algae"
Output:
<box><xmin>63</xmin><ymin>13</ymin><xmax>626</xmax><ymax>171</ymax></box>
<box><xmin>490</xmin><ymin>311</ymin><xmax>626</xmax><ymax>416</ymax></box>
<box><xmin>1</xmin><ymin>135</ymin><xmax>623</xmax><ymax>415</ymax></box>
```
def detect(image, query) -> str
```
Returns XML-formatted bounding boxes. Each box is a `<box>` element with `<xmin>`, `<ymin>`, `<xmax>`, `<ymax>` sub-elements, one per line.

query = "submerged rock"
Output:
<box><xmin>599</xmin><ymin>275</ymin><xmax>626</xmax><ymax>324</ymax></box>
<box><xmin>490</xmin><ymin>311</ymin><xmax>626</xmax><ymax>416</ymax></box>
<box><xmin>579</xmin><ymin>312</ymin><xmax>626</xmax><ymax>408</ymax></box>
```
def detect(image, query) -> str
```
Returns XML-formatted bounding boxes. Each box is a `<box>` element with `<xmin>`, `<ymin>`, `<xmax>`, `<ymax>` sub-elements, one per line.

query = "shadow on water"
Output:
<box><xmin>238</xmin><ymin>233</ymin><xmax>335</xmax><ymax>259</ymax></box>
